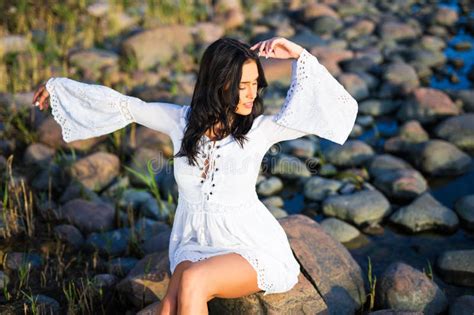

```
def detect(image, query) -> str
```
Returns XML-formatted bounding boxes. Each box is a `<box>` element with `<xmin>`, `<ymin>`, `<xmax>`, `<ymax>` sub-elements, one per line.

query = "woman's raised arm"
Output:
<box><xmin>252</xmin><ymin>38</ymin><xmax>359</xmax><ymax>146</ymax></box>
<box><xmin>32</xmin><ymin>77</ymin><xmax>183</xmax><ymax>143</ymax></box>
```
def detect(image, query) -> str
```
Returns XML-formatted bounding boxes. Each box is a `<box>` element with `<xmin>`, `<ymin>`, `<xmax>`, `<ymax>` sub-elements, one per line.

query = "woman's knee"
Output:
<box><xmin>178</xmin><ymin>266</ymin><xmax>209</xmax><ymax>300</ymax></box>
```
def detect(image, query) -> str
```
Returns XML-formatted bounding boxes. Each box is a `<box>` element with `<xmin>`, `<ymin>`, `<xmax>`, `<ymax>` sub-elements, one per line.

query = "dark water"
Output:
<box><xmin>281</xmin><ymin>0</ymin><xmax>474</xmax><ymax>306</ymax></box>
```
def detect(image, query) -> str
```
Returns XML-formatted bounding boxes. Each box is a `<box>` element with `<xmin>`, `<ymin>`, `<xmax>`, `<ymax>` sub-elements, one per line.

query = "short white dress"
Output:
<box><xmin>45</xmin><ymin>49</ymin><xmax>358</xmax><ymax>295</ymax></box>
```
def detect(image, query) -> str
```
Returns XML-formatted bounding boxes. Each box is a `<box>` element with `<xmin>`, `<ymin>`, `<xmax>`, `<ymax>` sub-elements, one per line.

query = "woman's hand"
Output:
<box><xmin>250</xmin><ymin>37</ymin><xmax>304</xmax><ymax>60</ymax></box>
<box><xmin>32</xmin><ymin>83</ymin><xmax>50</xmax><ymax>111</ymax></box>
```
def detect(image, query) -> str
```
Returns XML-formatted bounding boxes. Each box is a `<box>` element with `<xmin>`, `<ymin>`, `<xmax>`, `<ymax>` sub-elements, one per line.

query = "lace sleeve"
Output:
<box><xmin>260</xmin><ymin>49</ymin><xmax>358</xmax><ymax>145</ymax></box>
<box><xmin>45</xmin><ymin>77</ymin><xmax>182</xmax><ymax>143</ymax></box>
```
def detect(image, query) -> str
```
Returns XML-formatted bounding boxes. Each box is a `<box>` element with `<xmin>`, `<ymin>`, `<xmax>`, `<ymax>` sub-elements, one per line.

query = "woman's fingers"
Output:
<box><xmin>38</xmin><ymin>90</ymin><xmax>50</xmax><ymax>110</ymax></box>
<box><xmin>32</xmin><ymin>84</ymin><xmax>45</xmax><ymax>105</ymax></box>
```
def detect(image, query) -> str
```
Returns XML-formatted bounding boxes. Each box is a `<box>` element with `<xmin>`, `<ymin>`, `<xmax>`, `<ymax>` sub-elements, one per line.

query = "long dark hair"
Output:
<box><xmin>175</xmin><ymin>37</ymin><xmax>268</xmax><ymax>166</ymax></box>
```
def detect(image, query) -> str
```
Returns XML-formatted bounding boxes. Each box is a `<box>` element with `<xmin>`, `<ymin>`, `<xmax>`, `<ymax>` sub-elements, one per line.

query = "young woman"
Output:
<box><xmin>32</xmin><ymin>37</ymin><xmax>358</xmax><ymax>315</ymax></box>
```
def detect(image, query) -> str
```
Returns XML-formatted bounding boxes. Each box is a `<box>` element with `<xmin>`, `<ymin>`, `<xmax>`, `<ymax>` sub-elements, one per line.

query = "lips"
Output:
<box><xmin>243</xmin><ymin>100</ymin><xmax>254</xmax><ymax>108</ymax></box>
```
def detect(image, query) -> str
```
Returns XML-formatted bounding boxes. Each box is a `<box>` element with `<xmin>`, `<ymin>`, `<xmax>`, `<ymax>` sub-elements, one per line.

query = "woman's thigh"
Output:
<box><xmin>183</xmin><ymin>253</ymin><xmax>262</xmax><ymax>300</ymax></box>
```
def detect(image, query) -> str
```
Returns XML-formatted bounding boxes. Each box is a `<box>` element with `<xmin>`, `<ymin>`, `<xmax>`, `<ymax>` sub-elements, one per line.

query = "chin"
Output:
<box><xmin>236</xmin><ymin>106</ymin><xmax>253</xmax><ymax>116</ymax></box>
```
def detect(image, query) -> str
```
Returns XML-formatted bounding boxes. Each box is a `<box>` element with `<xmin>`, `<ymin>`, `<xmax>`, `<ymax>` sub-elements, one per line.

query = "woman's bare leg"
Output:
<box><xmin>177</xmin><ymin>253</ymin><xmax>261</xmax><ymax>315</ymax></box>
<box><xmin>157</xmin><ymin>260</ymin><xmax>194</xmax><ymax>315</ymax></box>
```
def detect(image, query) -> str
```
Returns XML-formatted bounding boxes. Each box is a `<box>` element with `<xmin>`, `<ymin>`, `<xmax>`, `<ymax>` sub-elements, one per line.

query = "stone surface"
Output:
<box><xmin>280</xmin><ymin>214</ymin><xmax>366</xmax><ymax>314</ymax></box>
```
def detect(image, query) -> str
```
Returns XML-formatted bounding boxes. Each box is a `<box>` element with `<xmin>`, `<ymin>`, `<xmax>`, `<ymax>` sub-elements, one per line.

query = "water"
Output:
<box><xmin>280</xmin><ymin>0</ymin><xmax>474</xmax><ymax>304</ymax></box>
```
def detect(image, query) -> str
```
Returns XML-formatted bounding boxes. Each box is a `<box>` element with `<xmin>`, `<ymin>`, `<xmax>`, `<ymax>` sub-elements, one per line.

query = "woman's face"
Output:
<box><xmin>235</xmin><ymin>59</ymin><xmax>259</xmax><ymax>116</ymax></box>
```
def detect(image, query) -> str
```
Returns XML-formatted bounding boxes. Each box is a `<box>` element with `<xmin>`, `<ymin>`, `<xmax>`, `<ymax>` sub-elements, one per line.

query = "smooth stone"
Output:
<box><xmin>53</xmin><ymin>224</ymin><xmax>84</xmax><ymax>249</ymax></box>
<box><xmin>434</xmin><ymin>114</ymin><xmax>474</xmax><ymax>152</ymax></box>
<box><xmin>142</xmin><ymin>230</ymin><xmax>171</xmax><ymax>254</ymax></box>
<box><xmin>4</xmin><ymin>252</ymin><xmax>43</xmax><ymax>270</ymax></box>
<box><xmin>389</xmin><ymin>192</ymin><xmax>459</xmax><ymax>233</ymax></box>
<box><xmin>61</xmin><ymin>199</ymin><xmax>115</xmax><ymax>234</ymax></box>
<box><xmin>69</xmin><ymin>152</ymin><xmax>120</xmax><ymax>191</ymax></box>
<box><xmin>437</xmin><ymin>250</ymin><xmax>474</xmax><ymax>287</ymax></box>
<box><xmin>320</xmin><ymin>217</ymin><xmax>360</xmax><ymax>243</ymax></box>
<box><xmin>257</xmin><ymin>176</ymin><xmax>283</xmax><ymax>196</ymax></box>
<box><xmin>107</xmin><ymin>257</ymin><xmax>139</xmax><ymax>277</ymax></box>
<box><xmin>358</xmin><ymin>99</ymin><xmax>399</xmax><ymax>116</ymax></box>
<box><xmin>85</xmin><ymin>228</ymin><xmax>131</xmax><ymax>257</ymax></box>
<box><xmin>376</xmin><ymin>262</ymin><xmax>447</xmax><ymax>313</ymax></box>
<box><xmin>280</xmin><ymin>214</ymin><xmax>366</xmax><ymax>314</ymax></box>
<box><xmin>322</xmin><ymin>189</ymin><xmax>391</xmax><ymax>227</ymax></box>
<box><xmin>93</xmin><ymin>274</ymin><xmax>119</xmax><ymax>288</ymax></box>
<box><xmin>303</xmin><ymin>176</ymin><xmax>342</xmax><ymax>201</ymax></box>
<box><xmin>322</xmin><ymin>140</ymin><xmax>375</xmax><ymax>168</ymax></box>
<box><xmin>270</xmin><ymin>153</ymin><xmax>311</xmax><ymax>178</ymax></box>
<box><xmin>454</xmin><ymin>195</ymin><xmax>474</xmax><ymax>230</ymax></box>
<box><xmin>411</xmin><ymin>140</ymin><xmax>471</xmax><ymax>176</ymax></box>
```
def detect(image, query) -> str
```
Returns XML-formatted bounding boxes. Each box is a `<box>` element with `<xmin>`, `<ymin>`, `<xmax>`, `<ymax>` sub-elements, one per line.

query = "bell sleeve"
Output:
<box><xmin>45</xmin><ymin>77</ymin><xmax>183</xmax><ymax>143</ymax></box>
<box><xmin>260</xmin><ymin>49</ymin><xmax>359</xmax><ymax>146</ymax></box>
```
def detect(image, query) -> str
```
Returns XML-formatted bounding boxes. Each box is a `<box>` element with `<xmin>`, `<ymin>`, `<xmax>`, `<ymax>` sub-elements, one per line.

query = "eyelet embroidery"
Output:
<box><xmin>273</xmin><ymin>49</ymin><xmax>358</xmax><ymax>145</ymax></box>
<box><xmin>45</xmin><ymin>77</ymin><xmax>135</xmax><ymax>142</ymax></box>
<box><xmin>172</xmin><ymin>249</ymin><xmax>274</xmax><ymax>295</ymax></box>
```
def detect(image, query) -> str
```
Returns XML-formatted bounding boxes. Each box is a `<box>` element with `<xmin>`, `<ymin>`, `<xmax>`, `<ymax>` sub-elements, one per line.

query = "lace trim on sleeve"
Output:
<box><xmin>46</xmin><ymin>77</ymin><xmax>135</xmax><ymax>143</ymax></box>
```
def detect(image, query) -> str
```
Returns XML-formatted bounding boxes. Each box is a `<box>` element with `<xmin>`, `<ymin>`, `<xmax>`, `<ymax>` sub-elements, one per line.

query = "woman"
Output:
<box><xmin>33</xmin><ymin>37</ymin><xmax>358</xmax><ymax>315</ymax></box>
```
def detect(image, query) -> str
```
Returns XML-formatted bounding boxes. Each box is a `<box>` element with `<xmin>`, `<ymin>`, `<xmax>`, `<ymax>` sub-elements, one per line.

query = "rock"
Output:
<box><xmin>24</xmin><ymin>295</ymin><xmax>60</xmax><ymax>315</ymax></box>
<box><xmin>434</xmin><ymin>114</ymin><xmax>474</xmax><ymax>152</ymax></box>
<box><xmin>389</xmin><ymin>192</ymin><xmax>459</xmax><ymax>233</ymax></box>
<box><xmin>322</xmin><ymin>140</ymin><xmax>375</xmax><ymax>168</ymax></box>
<box><xmin>437</xmin><ymin>250</ymin><xmax>474</xmax><ymax>287</ymax></box>
<box><xmin>0</xmin><ymin>271</ymin><xmax>9</xmax><ymax>290</ymax></box>
<box><xmin>85</xmin><ymin>228</ymin><xmax>131</xmax><ymax>256</ymax></box>
<box><xmin>432</xmin><ymin>6</ymin><xmax>458</xmax><ymax>26</ymax></box>
<box><xmin>300</xmin><ymin>3</ymin><xmax>339</xmax><ymax>21</ymax></box>
<box><xmin>257</xmin><ymin>176</ymin><xmax>283</xmax><ymax>197</ymax></box>
<box><xmin>107</xmin><ymin>257</ymin><xmax>139</xmax><ymax>277</ymax></box>
<box><xmin>303</xmin><ymin>176</ymin><xmax>342</xmax><ymax>201</ymax></box>
<box><xmin>4</xmin><ymin>252</ymin><xmax>43</xmax><ymax>270</ymax></box>
<box><xmin>338</xmin><ymin>73</ymin><xmax>369</xmax><ymax>101</ymax></box>
<box><xmin>59</xmin><ymin>181</ymin><xmax>102</xmax><ymax>204</ymax></box>
<box><xmin>23</xmin><ymin>143</ymin><xmax>55</xmax><ymax>167</ymax></box>
<box><xmin>322</xmin><ymin>189</ymin><xmax>391</xmax><ymax>227</ymax></box>
<box><xmin>142</xmin><ymin>230</ymin><xmax>171</xmax><ymax>254</ymax></box>
<box><xmin>411</xmin><ymin>140</ymin><xmax>471</xmax><ymax>176</ymax></box>
<box><xmin>61</xmin><ymin>199</ymin><xmax>115</xmax><ymax>234</ymax></box>
<box><xmin>269</xmin><ymin>154</ymin><xmax>311</xmax><ymax>178</ymax></box>
<box><xmin>93</xmin><ymin>274</ymin><xmax>118</xmax><ymax>288</ymax></box>
<box><xmin>358</xmin><ymin>99</ymin><xmax>399</xmax><ymax>116</ymax></box>
<box><xmin>280</xmin><ymin>214</ymin><xmax>366</xmax><ymax>314</ymax></box>
<box><xmin>116</xmin><ymin>251</ymin><xmax>170</xmax><ymax>307</ymax></box>
<box><xmin>260</xmin><ymin>196</ymin><xmax>284</xmax><ymax>208</ymax></box>
<box><xmin>368</xmin><ymin>154</ymin><xmax>427</xmax><ymax>201</ymax></box>
<box><xmin>376</xmin><ymin>262</ymin><xmax>447</xmax><ymax>313</ymax></box>
<box><xmin>280</xmin><ymin>138</ymin><xmax>318</xmax><ymax>158</ymax></box>
<box><xmin>0</xmin><ymin>35</ymin><xmax>30</xmax><ymax>56</ymax></box>
<box><xmin>53</xmin><ymin>224</ymin><xmax>84</xmax><ymax>249</ymax></box>
<box><xmin>381</xmin><ymin>62</ymin><xmax>420</xmax><ymax>96</ymax></box>
<box><xmin>377</xmin><ymin>22</ymin><xmax>419</xmax><ymax>41</ymax></box>
<box><xmin>310</xmin><ymin>16</ymin><xmax>343</xmax><ymax>36</ymax></box>
<box><xmin>454</xmin><ymin>195</ymin><xmax>474</xmax><ymax>230</ymax></box>
<box><xmin>68</xmin><ymin>49</ymin><xmax>119</xmax><ymax>81</ymax></box>
<box><xmin>399</xmin><ymin>120</ymin><xmax>429</xmax><ymax>143</ymax></box>
<box><xmin>192</xmin><ymin>22</ymin><xmax>225</xmax><ymax>44</ymax></box>
<box><xmin>320</xmin><ymin>218</ymin><xmax>360</xmax><ymax>243</ymax></box>
<box><xmin>397</xmin><ymin>88</ymin><xmax>460</xmax><ymax>124</ymax></box>
<box><xmin>121</xmin><ymin>25</ymin><xmax>193</xmax><ymax>70</ymax></box>
<box><xmin>209</xmin><ymin>271</ymin><xmax>326</xmax><ymax>314</ymax></box>
<box><xmin>449</xmin><ymin>295</ymin><xmax>474</xmax><ymax>315</ymax></box>
<box><xmin>69</xmin><ymin>152</ymin><xmax>120</xmax><ymax>191</ymax></box>
<box><xmin>369</xmin><ymin>310</ymin><xmax>423</xmax><ymax>315</ymax></box>
<box><xmin>342</xmin><ymin>19</ymin><xmax>376</xmax><ymax>40</ymax></box>
<box><xmin>447</xmin><ymin>89</ymin><xmax>474</xmax><ymax>112</ymax></box>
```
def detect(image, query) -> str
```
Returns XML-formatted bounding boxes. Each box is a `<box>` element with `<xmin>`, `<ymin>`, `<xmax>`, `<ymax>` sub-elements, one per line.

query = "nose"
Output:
<box><xmin>247</xmin><ymin>85</ymin><xmax>256</xmax><ymax>100</ymax></box>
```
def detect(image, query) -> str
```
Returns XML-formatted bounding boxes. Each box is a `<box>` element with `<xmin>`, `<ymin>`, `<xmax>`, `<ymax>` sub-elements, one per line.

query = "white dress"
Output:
<box><xmin>45</xmin><ymin>49</ymin><xmax>358</xmax><ymax>295</ymax></box>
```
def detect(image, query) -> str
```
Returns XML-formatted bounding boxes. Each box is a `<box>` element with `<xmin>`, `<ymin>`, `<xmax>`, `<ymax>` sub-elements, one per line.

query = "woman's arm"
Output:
<box><xmin>33</xmin><ymin>77</ymin><xmax>183</xmax><ymax>143</ymax></box>
<box><xmin>252</xmin><ymin>37</ymin><xmax>359</xmax><ymax>146</ymax></box>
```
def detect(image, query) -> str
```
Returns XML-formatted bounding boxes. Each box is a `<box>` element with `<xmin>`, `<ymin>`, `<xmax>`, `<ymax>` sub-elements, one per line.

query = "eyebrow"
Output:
<box><xmin>240</xmin><ymin>76</ymin><xmax>259</xmax><ymax>83</ymax></box>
